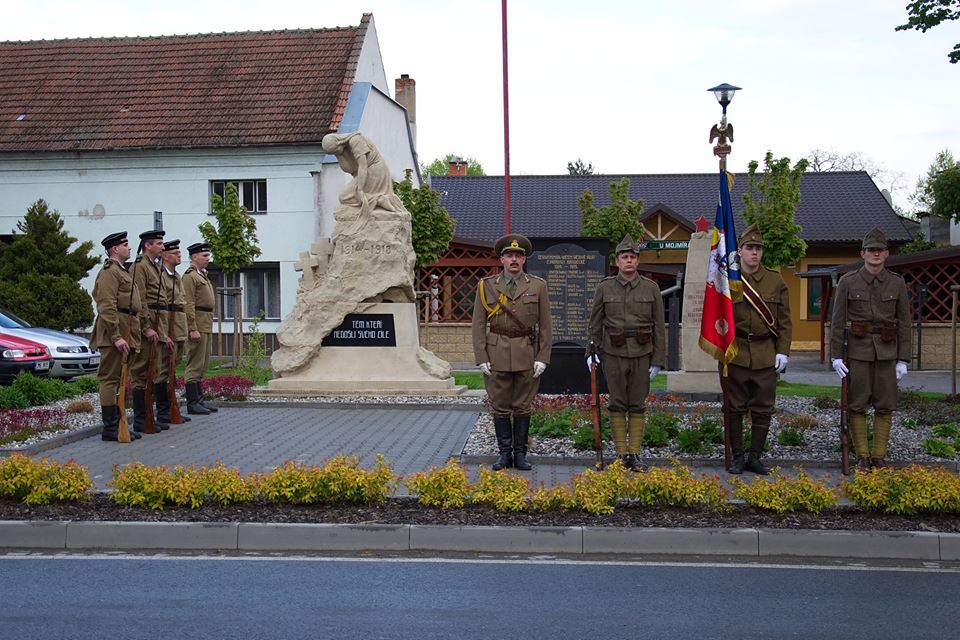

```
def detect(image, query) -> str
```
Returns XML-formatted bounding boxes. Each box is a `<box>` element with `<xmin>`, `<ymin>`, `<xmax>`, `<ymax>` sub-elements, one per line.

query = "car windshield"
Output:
<box><xmin>0</xmin><ymin>309</ymin><xmax>31</xmax><ymax>329</ymax></box>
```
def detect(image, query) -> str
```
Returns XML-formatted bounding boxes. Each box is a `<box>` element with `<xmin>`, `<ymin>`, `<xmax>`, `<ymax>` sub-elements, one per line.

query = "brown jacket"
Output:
<box><xmin>183</xmin><ymin>266</ymin><xmax>216</xmax><ymax>334</ymax></box>
<box><xmin>830</xmin><ymin>266</ymin><xmax>911</xmax><ymax>362</ymax></box>
<box><xmin>587</xmin><ymin>273</ymin><xmax>666</xmax><ymax>367</ymax></box>
<box><xmin>472</xmin><ymin>273</ymin><xmax>553</xmax><ymax>372</ymax></box>
<box><xmin>90</xmin><ymin>259</ymin><xmax>142</xmax><ymax>349</ymax></box>
<box><xmin>731</xmin><ymin>266</ymin><xmax>792</xmax><ymax>369</ymax></box>
<box><xmin>131</xmin><ymin>255</ymin><xmax>168</xmax><ymax>341</ymax></box>
<box><xmin>162</xmin><ymin>268</ymin><xmax>188</xmax><ymax>341</ymax></box>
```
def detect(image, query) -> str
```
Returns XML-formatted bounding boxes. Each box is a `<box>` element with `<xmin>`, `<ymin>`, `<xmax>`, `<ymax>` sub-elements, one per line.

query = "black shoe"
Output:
<box><xmin>513</xmin><ymin>451</ymin><xmax>532</xmax><ymax>471</ymax></box>
<box><xmin>201</xmin><ymin>400</ymin><xmax>219</xmax><ymax>413</ymax></box>
<box><xmin>744</xmin><ymin>453</ymin><xmax>769</xmax><ymax>475</ymax></box>
<box><xmin>492</xmin><ymin>452</ymin><xmax>513</xmax><ymax>471</ymax></box>
<box><xmin>186</xmin><ymin>382</ymin><xmax>212</xmax><ymax>415</ymax></box>
<box><xmin>728</xmin><ymin>453</ymin><xmax>745</xmax><ymax>475</ymax></box>
<box><xmin>100</xmin><ymin>405</ymin><xmax>120</xmax><ymax>441</ymax></box>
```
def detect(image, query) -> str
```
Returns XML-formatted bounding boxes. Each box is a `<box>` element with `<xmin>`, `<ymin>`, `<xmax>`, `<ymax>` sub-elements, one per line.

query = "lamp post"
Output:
<box><xmin>707</xmin><ymin>83</ymin><xmax>741</xmax><ymax>171</ymax></box>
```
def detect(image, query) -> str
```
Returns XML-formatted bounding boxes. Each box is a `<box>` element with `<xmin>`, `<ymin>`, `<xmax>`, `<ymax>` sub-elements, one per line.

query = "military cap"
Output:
<box><xmin>163</xmin><ymin>239</ymin><xmax>181</xmax><ymax>251</ymax></box>
<box><xmin>615</xmin><ymin>233</ymin><xmax>640</xmax><ymax>255</ymax></box>
<box><xmin>187</xmin><ymin>242</ymin><xmax>212</xmax><ymax>255</ymax></box>
<box><xmin>738</xmin><ymin>223</ymin><xmax>764</xmax><ymax>248</ymax></box>
<box><xmin>139</xmin><ymin>229</ymin><xmax>165</xmax><ymax>241</ymax></box>
<box><xmin>861</xmin><ymin>227</ymin><xmax>887</xmax><ymax>250</ymax></box>
<box><xmin>494</xmin><ymin>234</ymin><xmax>532</xmax><ymax>256</ymax></box>
<box><xmin>101</xmin><ymin>231</ymin><xmax>127</xmax><ymax>249</ymax></box>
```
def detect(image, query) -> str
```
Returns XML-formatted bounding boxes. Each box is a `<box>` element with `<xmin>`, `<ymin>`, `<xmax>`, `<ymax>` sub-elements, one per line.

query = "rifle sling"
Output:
<box><xmin>741</xmin><ymin>276</ymin><xmax>778</xmax><ymax>339</ymax></box>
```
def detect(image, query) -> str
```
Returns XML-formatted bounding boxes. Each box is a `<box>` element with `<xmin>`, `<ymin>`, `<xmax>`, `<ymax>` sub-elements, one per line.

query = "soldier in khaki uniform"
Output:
<box><xmin>472</xmin><ymin>234</ymin><xmax>553</xmax><ymax>471</ymax></box>
<box><xmin>91</xmin><ymin>232</ymin><xmax>142</xmax><ymax>442</ymax></box>
<box><xmin>155</xmin><ymin>239</ymin><xmax>191</xmax><ymax>424</ymax></box>
<box><xmin>831</xmin><ymin>228</ymin><xmax>911</xmax><ymax>470</ymax></box>
<box><xmin>586</xmin><ymin>234</ymin><xmax>666</xmax><ymax>470</ymax></box>
<box><xmin>183</xmin><ymin>242</ymin><xmax>217</xmax><ymax>415</ymax></box>
<box><xmin>130</xmin><ymin>229</ymin><xmax>173</xmax><ymax>433</ymax></box>
<box><xmin>725</xmin><ymin>224</ymin><xmax>792</xmax><ymax>475</ymax></box>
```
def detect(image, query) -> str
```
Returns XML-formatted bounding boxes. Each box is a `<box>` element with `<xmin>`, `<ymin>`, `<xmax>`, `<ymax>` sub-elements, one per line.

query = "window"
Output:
<box><xmin>210</xmin><ymin>180</ymin><xmax>268</xmax><ymax>214</ymax></box>
<box><xmin>207</xmin><ymin>264</ymin><xmax>281</xmax><ymax>320</ymax></box>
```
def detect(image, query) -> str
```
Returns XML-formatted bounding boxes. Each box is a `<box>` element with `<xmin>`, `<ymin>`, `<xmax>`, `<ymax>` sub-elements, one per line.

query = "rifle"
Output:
<box><xmin>588</xmin><ymin>341</ymin><xmax>605</xmax><ymax>470</ymax></box>
<box><xmin>166</xmin><ymin>286</ymin><xmax>185</xmax><ymax>424</ymax></box>
<box><xmin>839</xmin><ymin>326</ymin><xmax>851</xmax><ymax>475</ymax></box>
<box><xmin>719</xmin><ymin>370</ymin><xmax>732</xmax><ymax>471</ymax></box>
<box><xmin>117</xmin><ymin>350</ymin><xmax>131</xmax><ymax>443</ymax></box>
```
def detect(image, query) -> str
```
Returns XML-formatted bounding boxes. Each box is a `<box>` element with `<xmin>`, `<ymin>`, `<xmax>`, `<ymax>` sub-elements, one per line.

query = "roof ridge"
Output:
<box><xmin>327</xmin><ymin>15</ymin><xmax>369</xmax><ymax>133</ymax></box>
<box><xmin>0</xmin><ymin>25</ymin><xmax>361</xmax><ymax>45</ymax></box>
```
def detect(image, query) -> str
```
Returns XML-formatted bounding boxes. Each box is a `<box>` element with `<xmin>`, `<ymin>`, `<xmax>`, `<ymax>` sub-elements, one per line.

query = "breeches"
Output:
<box><xmin>485</xmin><ymin>369</ymin><xmax>540</xmax><ymax>417</ymax></box>
<box><xmin>724</xmin><ymin>363</ymin><xmax>777</xmax><ymax>418</ymax></box>
<box><xmin>848</xmin><ymin>359</ymin><xmax>897</xmax><ymax>414</ymax></box>
<box><xmin>602</xmin><ymin>354</ymin><xmax>651</xmax><ymax>413</ymax></box>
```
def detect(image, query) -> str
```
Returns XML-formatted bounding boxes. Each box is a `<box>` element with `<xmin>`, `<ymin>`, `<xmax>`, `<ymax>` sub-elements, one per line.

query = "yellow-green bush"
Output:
<box><xmin>622</xmin><ymin>459</ymin><xmax>729</xmax><ymax>511</ymax></box>
<box><xmin>843</xmin><ymin>464</ymin><xmax>960</xmax><ymax>515</ymax></box>
<box><xmin>732</xmin><ymin>468</ymin><xmax>838</xmax><ymax>513</ymax></box>
<box><xmin>572</xmin><ymin>458</ymin><xmax>628</xmax><ymax>514</ymax></box>
<box><xmin>110</xmin><ymin>462</ymin><xmax>173</xmax><ymax>509</ymax></box>
<box><xmin>405</xmin><ymin>459</ymin><xmax>470</xmax><ymax>508</ymax></box>
<box><xmin>202</xmin><ymin>461</ymin><xmax>256</xmax><ymax>505</ymax></box>
<box><xmin>471</xmin><ymin>467</ymin><xmax>530</xmax><ymax>512</ymax></box>
<box><xmin>530</xmin><ymin>483</ymin><xmax>575</xmax><ymax>512</ymax></box>
<box><xmin>0</xmin><ymin>453</ymin><xmax>92</xmax><ymax>504</ymax></box>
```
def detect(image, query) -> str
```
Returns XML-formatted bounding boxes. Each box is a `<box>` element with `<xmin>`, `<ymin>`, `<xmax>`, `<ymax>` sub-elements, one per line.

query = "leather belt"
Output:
<box><xmin>851</xmin><ymin>322</ymin><xmax>897</xmax><ymax>342</ymax></box>
<box><xmin>167</xmin><ymin>304</ymin><xmax>184</xmax><ymax>312</ymax></box>
<box><xmin>735</xmin><ymin>329</ymin><xmax>772</xmax><ymax>341</ymax></box>
<box><xmin>147</xmin><ymin>303</ymin><xmax>166</xmax><ymax>311</ymax></box>
<box><xmin>195</xmin><ymin>305</ymin><xmax>214</xmax><ymax>313</ymax></box>
<box><xmin>117</xmin><ymin>307</ymin><xmax>137</xmax><ymax>316</ymax></box>
<box><xmin>490</xmin><ymin>326</ymin><xmax>533</xmax><ymax>338</ymax></box>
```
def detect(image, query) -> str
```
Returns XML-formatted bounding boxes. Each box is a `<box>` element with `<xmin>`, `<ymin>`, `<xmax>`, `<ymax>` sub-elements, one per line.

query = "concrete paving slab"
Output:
<box><xmin>583</xmin><ymin>527</ymin><xmax>759</xmax><ymax>556</ymax></box>
<box><xmin>0</xmin><ymin>520</ymin><xmax>68</xmax><ymax>549</ymax></box>
<box><xmin>758</xmin><ymin>529</ymin><xmax>942</xmax><ymax>560</ymax></box>
<box><xmin>237</xmin><ymin>523</ymin><xmax>410</xmax><ymax>551</ymax></box>
<box><xmin>409</xmin><ymin>524</ymin><xmax>582</xmax><ymax>554</ymax></box>
<box><xmin>66</xmin><ymin>521</ymin><xmax>238</xmax><ymax>550</ymax></box>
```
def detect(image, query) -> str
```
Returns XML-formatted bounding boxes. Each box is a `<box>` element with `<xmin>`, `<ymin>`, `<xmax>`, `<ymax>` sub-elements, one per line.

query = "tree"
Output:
<box><xmin>567</xmin><ymin>158</ymin><xmax>595</xmax><ymax>175</ymax></box>
<box><xmin>741</xmin><ymin>152</ymin><xmax>810</xmax><ymax>269</ymax></box>
<box><xmin>0</xmin><ymin>199</ymin><xmax>97</xmax><ymax>330</ymax></box>
<box><xmin>909</xmin><ymin>149</ymin><xmax>958</xmax><ymax>213</ymax></box>
<box><xmin>420</xmin><ymin>154</ymin><xmax>485</xmax><ymax>178</ymax></box>
<box><xmin>899</xmin><ymin>230</ymin><xmax>940</xmax><ymax>254</ymax></box>
<box><xmin>930</xmin><ymin>165</ymin><xmax>960</xmax><ymax>222</ymax></box>
<box><xmin>578</xmin><ymin>178</ymin><xmax>645</xmax><ymax>263</ymax></box>
<box><xmin>394</xmin><ymin>169</ymin><xmax>456</xmax><ymax>267</ymax></box>
<box><xmin>896</xmin><ymin>0</ymin><xmax>960</xmax><ymax>63</ymax></box>
<box><xmin>805</xmin><ymin>148</ymin><xmax>906</xmax><ymax>206</ymax></box>
<box><xmin>198</xmin><ymin>182</ymin><xmax>262</xmax><ymax>274</ymax></box>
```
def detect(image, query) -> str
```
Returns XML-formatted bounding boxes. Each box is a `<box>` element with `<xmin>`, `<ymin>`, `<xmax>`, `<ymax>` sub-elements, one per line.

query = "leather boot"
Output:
<box><xmin>849</xmin><ymin>413</ymin><xmax>869</xmax><ymax>459</ymax></box>
<box><xmin>186</xmin><ymin>382</ymin><xmax>211</xmax><ymax>415</ymax></box>
<box><xmin>872</xmin><ymin>413</ymin><xmax>893</xmax><ymax>460</ymax></box>
<box><xmin>132</xmin><ymin>388</ymin><xmax>148</xmax><ymax>433</ymax></box>
<box><xmin>491</xmin><ymin>417</ymin><xmax>513</xmax><ymax>470</ymax></box>
<box><xmin>153</xmin><ymin>382</ymin><xmax>171</xmax><ymax>430</ymax></box>
<box><xmin>101</xmin><ymin>405</ymin><xmax>119</xmax><ymax>441</ymax></box>
<box><xmin>744</xmin><ymin>417</ymin><xmax>769</xmax><ymax>475</ymax></box>
<box><xmin>728</xmin><ymin>414</ymin><xmax>745</xmax><ymax>474</ymax></box>
<box><xmin>619</xmin><ymin>454</ymin><xmax>636</xmax><ymax>470</ymax></box>
<box><xmin>609</xmin><ymin>411</ymin><xmax>628</xmax><ymax>455</ymax></box>
<box><xmin>627</xmin><ymin>412</ymin><xmax>645</xmax><ymax>470</ymax></box>
<box><xmin>856</xmin><ymin>457</ymin><xmax>873</xmax><ymax>472</ymax></box>
<box><xmin>512</xmin><ymin>415</ymin><xmax>532</xmax><ymax>471</ymax></box>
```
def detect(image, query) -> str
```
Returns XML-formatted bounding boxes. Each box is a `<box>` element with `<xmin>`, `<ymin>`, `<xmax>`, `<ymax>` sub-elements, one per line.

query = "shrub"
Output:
<box><xmin>0</xmin><ymin>454</ymin><xmax>93</xmax><ymax>504</ymax></box>
<box><xmin>406</xmin><ymin>459</ymin><xmax>470</xmax><ymax>508</ymax></box>
<box><xmin>776</xmin><ymin>425</ymin><xmax>806</xmax><ymax>447</ymax></box>
<box><xmin>110</xmin><ymin>463</ymin><xmax>172</xmax><ymax>509</ymax></box>
<box><xmin>622</xmin><ymin>460</ymin><xmax>728</xmax><ymax>511</ymax></box>
<box><xmin>0</xmin><ymin>386</ymin><xmax>30</xmax><ymax>410</ymax></box>
<box><xmin>643</xmin><ymin>423</ymin><xmax>670</xmax><ymax>448</ymax></box>
<box><xmin>697</xmin><ymin>416</ymin><xmax>724</xmax><ymax>444</ymax></box>
<box><xmin>201</xmin><ymin>374</ymin><xmax>254</xmax><ymax>401</ymax></box>
<box><xmin>572</xmin><ymin>459</ymin><xmax>627</xmax><ymax>514</ymax></box>
<box><xmin>675</xmin><ymin>427</ymin><xmax>710</xmax><ymax>455</ymax></box>
<box><xmin>732</xmin><ymin>468</ymin><xmax>838</xmax><ymax>513</ymax></box>
<box><xmin>530</xmin><ymin>407</ymin><xmax>579</xmax><ymax>439</ymax></box>
<box><xmin>0</xmin><ymin>407</ymin><xmax>69</xmax><ymax>441</ymax></box>
<box><xmin>68</xmin><ymin>376</ymin><xmax>101</xmax><ymax>395</ymax></box>
<box><xmin>780</xmin><ymin>414</ymin><xmax>819</xmax><ymax>430</ymax></box>
<box><xmin>203</xmin><ymin>461</ymin><xmax>256</xmax><ymax>505</ymax></box>
<box><xmin>922</xmin><ymin>438</ymin><xmax>957</xmax><ymax>459</ymax></box>
<box><xmin>471</xmin><ymin>467</ymin><xmax>531</xmax><ymax>511</ymax></box>
<box><xmin>12</xmin><ymin>372</ymin><xmax>72</xmax><ymax>406</ymax></box>
<box><xmin>530</xmin><ymin>483</ymin><xmax>575</xmax><ymax>511</ymax></box>
<box><xmin>257</xmin><ymin>456</ymin><xmax>394</xmax><ymax>505</ymax></box>
<box><xmin>844</xmin><ymin>465</ymin><xmax>960</xmax><ymax>514</ymax></box>
<box><xmin>647</xmin><ymin>412</ymin><xmax>681</xmax><ymax>438</ymax></box>
<box><xmin>65</xmin><ymin>399</ymin><xmax>94</xmax><ymax>414</ymax></box>
<box><xmin>931</xmin><ymin>422</ymin><xmax>960</xmax><ymax>440</ymax></box>
<box><xmin>571</xmin><ymin>419</ymin><xmax>611</xmax><ymax>451</ymax></box>
<box><xmin>901</xmin><ymin>417</ymin><xmax>918</xmax><ymax>430</ymax></box>
<box><xmin>813</xmin><ymin>395</ymin><xmax>839</xmax><ymax>410</ymax></box>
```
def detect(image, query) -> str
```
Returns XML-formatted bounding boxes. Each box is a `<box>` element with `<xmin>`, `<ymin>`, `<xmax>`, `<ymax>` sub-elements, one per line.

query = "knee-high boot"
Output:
<box><xmin>153</xmin><ymin>382</ymin><xmax>171</xmax><ymax>430</ymax></box>
<box><xmin>186</xmin><ymin>382</ymin><xmax>211</xmax><ymax>415</ymax></box>
<box><xmin>745</xmin><ymin>416</ymin><xmax>770</xmax><ymax>475</ymax></box>
<box><xmin>132</xmin><ymin>388</ymin><xmax>148</xmax><ymax>433</ymax></box>
<box><xmin>492</xmin><ymin>417</ymin><xmax>513</xmax><ymax>470</ymax></box>
<box><xmin>101</xmin><ymin>405</ymin><xmax>119</xmax><ymax>441</ymax></box>
<box><xmin>728</xmin><ymin>414</ymin><xmax>745</xmax><ymax>474</ymax></box>
<box><xmin>512</xmin><ymin>415</ymin><xmax>532</xmax><ymax>471</ymax></box>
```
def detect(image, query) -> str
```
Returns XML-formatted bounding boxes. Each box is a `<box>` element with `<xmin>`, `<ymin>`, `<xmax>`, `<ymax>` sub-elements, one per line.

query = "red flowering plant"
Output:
<box><xmin>0</xmin><ymin>408</ymin><xmax>69</xmax><ymax>443</ymax></box>
<box><xmin>201</xmin><ymin>375</ymin><xmax>254</xmax><ymax>401</ymax></box>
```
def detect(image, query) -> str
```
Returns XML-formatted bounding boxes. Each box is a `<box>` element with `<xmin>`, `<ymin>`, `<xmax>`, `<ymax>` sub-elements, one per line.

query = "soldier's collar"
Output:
<box><xmin>615</xmin><ymin>272</ymin><xmax>640</xmax><ymax>287</ymax></box>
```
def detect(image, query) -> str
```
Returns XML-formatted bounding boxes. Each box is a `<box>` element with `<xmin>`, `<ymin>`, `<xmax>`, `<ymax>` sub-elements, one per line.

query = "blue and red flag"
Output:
<box><xmin>699</xmin><ymin>169</ymin><xmax>741</xmax><ymax>374</ymax></box>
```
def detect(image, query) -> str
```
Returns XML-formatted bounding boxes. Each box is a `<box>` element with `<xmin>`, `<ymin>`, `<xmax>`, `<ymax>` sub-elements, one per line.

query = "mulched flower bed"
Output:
<box><xmin>2</xmin><ymin>494</ymin><xmax>959</xmax><ymax>533</ymax></box>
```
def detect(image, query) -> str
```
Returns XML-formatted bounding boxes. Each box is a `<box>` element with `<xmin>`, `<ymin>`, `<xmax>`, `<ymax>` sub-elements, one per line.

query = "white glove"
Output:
<box><xmin>896</xmin><ymin>360</ymin><xmax>908</xmax><ymax>380</ymax></box>
<box><xmin>533</xmin><ymin>361</ymin><xmax>547</xmax><ymax>378</ymax></box>
<box><xmin>586</xmin><ymin>354</ymin><xmax>600</xmax><ymax>372</ymax></box>
<box><xmin>775</xmin><ymin>353</ymin><xmax>788</xmax><ymax>374</ymax></box>
<box><xmin>648</xmin><ymin>365</ymin><xmax>661</xmax><ymax>381</ymax></box>
<box><xmin>832</xmin><ymin>358</ymin><xmax>848</xmax><ymax>379</ymax></box>
<box><xmin>479</xmin><ymin>362</ymin><xmax>492</xmax><ymax>376</ymax></box>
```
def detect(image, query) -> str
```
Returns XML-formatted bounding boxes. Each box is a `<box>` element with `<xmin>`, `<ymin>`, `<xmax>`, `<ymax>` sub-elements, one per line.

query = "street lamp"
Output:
<box><xmin>708</xmin><ymin>83</ymin><xmax>741</xmax><ymax>171</ymax></box>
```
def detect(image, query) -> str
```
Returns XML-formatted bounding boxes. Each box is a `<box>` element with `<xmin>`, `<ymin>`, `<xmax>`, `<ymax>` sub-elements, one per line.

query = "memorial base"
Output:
<box><xmin>265</xmin><ymin>303</ymin><xmax>466</xmax><ymax>396</ymax></box>
<box><xmin>666</xmin><ymin>370</ymin><xmax>722</xmax><ymax>394</ymax></box>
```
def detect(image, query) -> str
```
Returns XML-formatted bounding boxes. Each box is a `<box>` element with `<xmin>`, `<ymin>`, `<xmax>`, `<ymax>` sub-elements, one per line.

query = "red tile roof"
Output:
<box><xmin>0</xmin><ymin>14</ymin><xmax>370</xmax><ymax>151</ymax></box>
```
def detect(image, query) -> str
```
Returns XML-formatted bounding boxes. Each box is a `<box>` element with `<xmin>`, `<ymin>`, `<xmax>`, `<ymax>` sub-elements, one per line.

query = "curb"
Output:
<box><xmin>1</xmin><ymin>520</ymin><xmax>958</xmax><ymax>560</ymax></box>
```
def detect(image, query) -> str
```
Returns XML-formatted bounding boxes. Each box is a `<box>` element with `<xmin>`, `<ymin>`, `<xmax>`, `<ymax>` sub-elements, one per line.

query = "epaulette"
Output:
<box><xmin>103</xmin><ymin>258</ymin><xmax>113</xmax><ymax>268</ymax></box>
<box><xmin>887</xmin><ymin>269</ymin><xmax>903</xmax><ymax>279</ymax></box>
<box><xmin>640</xmin><ymin>274</ymin><xmax>656</xmax><ymax>284</ymax></box>
<box><xmin>600</xmin><ymin>275</ymin><xmax>617</xmax><ymax>282</ymax></box>
<box><xmin>525</xmin><ymin>273</ymin><xmax>545</xmax><ymax>282</ymax></box>
<box><xmin>133</xmin><ymin>255</ymin><xmax>144</xmax><ymax>263</ymax></box>
<box><xmin>838</xmin><ymin>270</ymin><xmax>856</xmax><ymax>282</ymax></box>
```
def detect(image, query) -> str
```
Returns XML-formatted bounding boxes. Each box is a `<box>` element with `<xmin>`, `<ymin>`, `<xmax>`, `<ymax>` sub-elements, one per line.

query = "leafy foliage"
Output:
<box><xmin>741</xmin><ymin>153</ymin><xmax>809</xmax><ymax>269</ymax></box>
<box><xmin>394</xmin><ymin>169</ymin><xmax>456</xmax><ymax>266</ymax></box>
<box><xmin>732</xmin><ymin>468</ymin><xmax>838</xmax><ymax>513</ymax></box>
<box><xmin>929</xmin><ymin>166</ymin><xmax>960</xmax><ymax>222</ymax></box>
<box><xmin>0</xmin><ymin>454</ymin><xmax>92</xmax><ymax>505</ymax></box>
<box><xmin>922</xmin><ymin>438</ymin><xmax>957</xmax><ymax>458</ymax></box>
<box><xmin>199</xmin><ymin>182</ymin><xmax>261</xmax><ymax>274</ymax></box>
<box><xmin>900</xmin><ymin>230</ymin><xmax>940</xmax><ymax>254</ymax></box>
<box><xmin>578</xmin><ymin>178</ymin><xmax>645</xmax><ymax>263</ymax></box>
<box><xmin>420</xmin><ymin>154</ymin><xmax>485</xmax><ymax>177</ymax></box>
<box><xmin>909</xmin><ymin>149</ymin><xmax>957</xmax><ymax>214</ymax></box>
<box><xmin>567</xmin><ymin>158</ymin><xmax>595</xmax><ymax>175</ymax></box>
<box><xmin>471</xmin><ymin>467</ymin><xmax>531</xmax><ymax>512</ymax></box>
<box><xmin>0</xmin><ymin>199</ymin><xmax>96</xmax><ymax>330</ymax></box>
<box><xmin>844</xmin><ymin>464</ymin><xmax>960</xmax><ymax>514</ymax></box>
<box><xmin>896</xmin><ymin>0</ymin><xmax>960</xmax><ymax>63</ymax></box>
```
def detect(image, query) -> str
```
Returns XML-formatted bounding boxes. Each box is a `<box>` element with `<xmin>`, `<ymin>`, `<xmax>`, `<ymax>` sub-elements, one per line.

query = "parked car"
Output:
<box><xmin>0</xmin><ymin>332</ymin><xmax>52</xmax><ymax>383</ymax></box>
<box><xmin>0</xmin><ymin>308</ymin><xmax>99</xmax><ymax>379</ymax></box>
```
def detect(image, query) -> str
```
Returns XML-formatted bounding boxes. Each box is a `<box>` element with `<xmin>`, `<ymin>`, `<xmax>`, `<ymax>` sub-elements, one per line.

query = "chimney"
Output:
<box><xmin>448</xmin><ymin>156</ymin><xmax>467</xmax><ymax>177</ymax></box>
<box><xmin>395</xmin><ymin>74</ymin><xmax>416</xmax><ymax>144</ymax></box>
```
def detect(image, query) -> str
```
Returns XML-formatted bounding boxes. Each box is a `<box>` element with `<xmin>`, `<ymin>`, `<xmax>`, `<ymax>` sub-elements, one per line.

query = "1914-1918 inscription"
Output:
<box><xmin>321</xmin><ymin>314</ymin><xmax>397</xmax><ymax>347</ymax></box>
<box><xmin>526</xmin><ymin>242</ymin><xmax>607</xmax><ymax>347</ymax></box>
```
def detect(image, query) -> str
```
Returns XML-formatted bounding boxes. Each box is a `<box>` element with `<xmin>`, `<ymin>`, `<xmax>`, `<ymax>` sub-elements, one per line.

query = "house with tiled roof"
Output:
<box><xmin>430</xmin><ymin>171</ymin><xmax>919</xmax><ymax>348</ymax></box>
<box><xmin>0</xmin><ymin>13</ymin><xmax>418</xmax><ymax>338</ymax></box>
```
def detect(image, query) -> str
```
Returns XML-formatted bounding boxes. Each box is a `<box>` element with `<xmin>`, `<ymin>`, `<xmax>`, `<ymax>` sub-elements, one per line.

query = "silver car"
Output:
<box><xmin>0</xmin><ymin>308</ymin><xmax>100</xmax><ymax>379</ymax></box>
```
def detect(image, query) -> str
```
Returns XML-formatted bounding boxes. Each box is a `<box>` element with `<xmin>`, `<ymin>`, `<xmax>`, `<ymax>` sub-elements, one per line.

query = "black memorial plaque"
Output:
<box><xmin>321</xmin><ymin>314</ymin><xmax>397</xmax><ymax>347</ymax></box>
<box><xmin>528</xmin><ymin>237</ymin><xmax>610</xmax><ymax>394</ymax></box>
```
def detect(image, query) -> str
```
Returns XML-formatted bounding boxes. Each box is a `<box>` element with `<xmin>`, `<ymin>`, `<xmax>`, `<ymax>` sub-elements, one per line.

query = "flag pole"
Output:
<box><xmin>501</xmin><ymin>0</ymin><xmax>511</xmax><ymax>234</ymax></box>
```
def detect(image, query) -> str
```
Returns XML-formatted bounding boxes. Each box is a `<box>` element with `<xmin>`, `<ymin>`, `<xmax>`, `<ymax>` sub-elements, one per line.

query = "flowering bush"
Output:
<box><xmin>0</xmin><ymin>453</ymin><xmax>92</xmax><ymax>504</ymax></box>
<box><xmin>201</xmin><ymin>374</ymin><xmax>254</xmax><ymax>401</ymax></box>
<box><xmin>0</xmin><ymin>407</ymin><xmax>68</xmax><ymax>442</ymax></box>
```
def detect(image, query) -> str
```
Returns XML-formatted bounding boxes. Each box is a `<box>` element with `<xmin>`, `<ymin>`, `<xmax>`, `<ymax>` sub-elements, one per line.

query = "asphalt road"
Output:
<box><xmin>2</xmin><ymin>555</ymin><xmax>958</xmax><ymax>639</ymax></box>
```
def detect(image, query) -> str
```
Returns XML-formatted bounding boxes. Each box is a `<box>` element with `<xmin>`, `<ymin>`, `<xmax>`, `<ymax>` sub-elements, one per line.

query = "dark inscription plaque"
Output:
<box><xmin>526</xmin><ymin>240</ymin><xmax>608</xmax><ymax>347</ymax></box>
<box><xmin>321</xmin><ymin>314</ymin><xmax>397</xmax><ymax>347</ymax></box>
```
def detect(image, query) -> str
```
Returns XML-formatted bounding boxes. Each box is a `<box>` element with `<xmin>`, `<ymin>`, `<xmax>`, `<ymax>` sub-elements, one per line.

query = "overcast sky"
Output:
<box><xmin>3</xmin><ymin>0</ymin><xmax>959</xmax><ymax>210</ymax></box>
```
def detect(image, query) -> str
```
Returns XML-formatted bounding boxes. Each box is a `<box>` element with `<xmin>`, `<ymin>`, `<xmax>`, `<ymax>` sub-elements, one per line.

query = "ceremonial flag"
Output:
<box><xmin>699</xmin><ymin>169</ymin><xmax>741</xmax><ymax>373</ymax></box>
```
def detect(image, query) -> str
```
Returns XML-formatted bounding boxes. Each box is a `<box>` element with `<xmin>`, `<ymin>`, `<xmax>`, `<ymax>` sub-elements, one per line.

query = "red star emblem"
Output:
<box><xmin>695</xmin><ymin>215</ymin><xmax>711</xmax><ymax>233</ymax></box>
